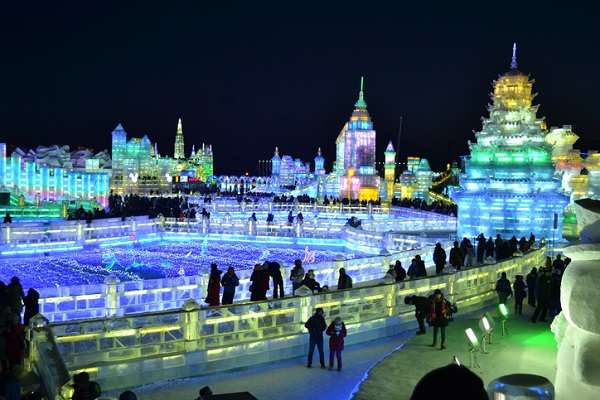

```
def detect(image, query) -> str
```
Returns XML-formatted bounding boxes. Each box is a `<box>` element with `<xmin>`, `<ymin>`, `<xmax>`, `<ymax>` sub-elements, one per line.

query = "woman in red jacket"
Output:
<box><xmin>326</xmin><ymin>316</ymin><xmax>347</xmax><ymax>371</ymax></box>
<box><xmin>206</xmin><ymin>264</ymin><xmax>222</xmax><ymax>307</ymax></box>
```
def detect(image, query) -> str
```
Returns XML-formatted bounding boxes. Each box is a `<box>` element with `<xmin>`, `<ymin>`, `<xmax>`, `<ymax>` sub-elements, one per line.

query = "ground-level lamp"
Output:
<box><xmin>478</xmin><ymin>315</ymin><xmax>494</xmax><ymax>353</ymax></box>
<box><xmin>464</xmin><ymin>328</ymin><xmax>481</xmax><ymax>368</ymax></box>
<box><xmin>498</xmin><ymin>303</ymin><xmax>509</xmax><ymax>335</ymax></box>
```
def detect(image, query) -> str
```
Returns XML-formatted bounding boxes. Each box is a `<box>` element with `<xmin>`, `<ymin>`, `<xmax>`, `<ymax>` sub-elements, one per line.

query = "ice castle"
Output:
<box><xmin>452</xmin><ymin>44</ymin><xmax>569</xmax><ymax>240</ymax></box>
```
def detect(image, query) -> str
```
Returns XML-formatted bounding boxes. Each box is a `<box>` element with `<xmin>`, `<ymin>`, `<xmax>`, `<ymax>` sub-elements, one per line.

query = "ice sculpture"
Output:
<box><xmin>452</xmin><ymin>44</ymin><xmax>569</xmax><ymax>240</ymax></box>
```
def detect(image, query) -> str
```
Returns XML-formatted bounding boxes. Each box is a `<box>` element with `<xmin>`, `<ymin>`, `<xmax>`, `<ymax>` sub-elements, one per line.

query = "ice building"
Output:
<box><xmin>452</xmin><ymin>44</ymin><xmax>569</xmax><ymax>240</ymax></box>
<box><xmin>174</xmin><ymin>118</ymin><xmax>185</xmax><ymax>160</ymax></box>
<box><xmin>0</xmin><ymin>142</ymin><xmax>109</xmax><ymax>208</ymax></box>
<box><xmin>321</xmin><ymin>77</ymin><xmax>380</xmax><ymax>201</ymax></box>
<box><xmin>111</xmin><ymin>124</ymin><xmax>177</xmax><ymax>194</ymax></box>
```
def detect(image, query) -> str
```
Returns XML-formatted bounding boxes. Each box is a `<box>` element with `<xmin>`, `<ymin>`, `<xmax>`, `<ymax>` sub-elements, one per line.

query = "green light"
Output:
<box><xmin>498</xmin><ymin>303</ymin><xmax>509</xmax><ymax>318</ymax></box>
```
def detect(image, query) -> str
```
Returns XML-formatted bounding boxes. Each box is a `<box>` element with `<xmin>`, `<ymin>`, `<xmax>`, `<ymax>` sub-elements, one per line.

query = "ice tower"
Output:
<box><xmin>174</xmin><ymin>118</ymin><xmax>185</xmax><ymax>159</ymax></box>
<box><xmin>336</xmin><ymin>77</ymin><xmax>380</xmax><ymax>201</ymax></box>
<box><xmin>452</xmin><ymin>44</ymin><xmax>569</xmax><ymax>240</ymax></box>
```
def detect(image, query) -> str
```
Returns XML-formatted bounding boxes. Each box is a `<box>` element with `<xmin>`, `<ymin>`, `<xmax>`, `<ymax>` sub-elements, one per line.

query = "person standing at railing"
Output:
<box><xmin>267</xmin><ymin>261</ymin><xmax>284</xmax><ymax>299</ymax></box>
<box><xmin>205</xmin><ymin>264</ymin><xmax>222</xmax><ymax>307</ymax></box>
<box><xmin>393</xmin><ymin>260</ymin><xmax>406</xmax><ymax>281</ymax></box>
<box><xmin>220</xmin><ymin>267</ymin><xmax>240</xmax><ymax>305</ymax></box>
<box><xmin>3</xmin><ymin>213</ymin><xmax>12</xmax><ymax>223</ymax></box>
<box><xmin>433</xmin><ymin>243</ymin><xmax>447</xmax><ymax>275</ymax></box>
<box><xmin>290</xmin><ymin>259</ymin><xmax>305</xmax><ymax>294</ymax></box>
<box><xmin>250</xmin><ymin>264</ymin><xmax>270</xmax><ymax>301</ymax></box>
<box><xmin>6</xmin><ymin>277</ymin><xmax>24</xmax><ymax>323</ymax></box>
<box><xmin>337</xmin><ymin>268</ymin><xmax>352</xmax><ymax>290</ymax></box>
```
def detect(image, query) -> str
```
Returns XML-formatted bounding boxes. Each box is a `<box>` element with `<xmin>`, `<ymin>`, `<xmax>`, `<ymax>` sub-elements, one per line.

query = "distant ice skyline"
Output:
<box><xmin>1</xmin><ymin>2</ymin><xmax>598</xmax><ymax>175</ymax></box>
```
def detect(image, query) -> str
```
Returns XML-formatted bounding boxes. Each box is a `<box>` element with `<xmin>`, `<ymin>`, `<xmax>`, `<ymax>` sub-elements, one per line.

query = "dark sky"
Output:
<box><xmin>1</xmin><ymin>2</ymin><xmax>599</xmax><ymax>176</ymax></box>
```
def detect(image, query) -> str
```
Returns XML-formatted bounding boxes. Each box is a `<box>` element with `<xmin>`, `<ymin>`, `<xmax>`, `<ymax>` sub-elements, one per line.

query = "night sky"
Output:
<box><xmin>1</xmin><ymin>2</ymin><xmax>599</xmax><ymax>176</ymax></box>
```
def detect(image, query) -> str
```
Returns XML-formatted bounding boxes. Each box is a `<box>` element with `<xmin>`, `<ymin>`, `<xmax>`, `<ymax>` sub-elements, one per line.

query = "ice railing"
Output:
<box><xmin>0</xmin><ymin>206</ymin><xmax>454</xmax><ymax>253</ymax></box>
<box><xmin>0</xmin><ymin>216</ymin><xmax>158</xmax><ymax>250</ymax></box>
<box><xmin>159</xmin><ymin>208</ymin><xmax>457</xmax><ymax>238</ymax></box>
<box><xmin>35</xmin><ymin>246</ymin><xmax>442</xmax><ymax>324</ymax></box>
<box><xmin>181</xmin><ymin>196</ymin><xmax>393</xmax><ymax>215</ymax></box>
<box><xmin>27</xmin><ymin>248</ymin><xmax>546</xmax><ymax>398</ymax></box>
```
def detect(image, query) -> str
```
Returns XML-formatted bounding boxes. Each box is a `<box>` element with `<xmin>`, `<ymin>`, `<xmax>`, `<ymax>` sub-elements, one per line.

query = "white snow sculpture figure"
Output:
<box><xmin>551</xmin><ymin>243</ymin><xmax>600</xmax><ymax>399</ymax></box>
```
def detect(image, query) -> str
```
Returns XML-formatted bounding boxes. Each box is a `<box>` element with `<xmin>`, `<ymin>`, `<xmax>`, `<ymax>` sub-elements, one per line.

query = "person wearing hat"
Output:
<box><xmin>337</xmin><ymin>268</ymin><xmax>352</xmax><ymax>290</ymax></box>
<box><xmin>326</xmin><ymin>316</ymin><xmax>347</xmax><ymax>371</ymax></box>
<box><xmin>428</xmin><ymin>289</ymin><xmax>452</xmax><ymax>350</ymax></box>
<box><xmin>304</xmin><ymin>307</ymin><xmax>327</xmax><ymax>368</ymax></box>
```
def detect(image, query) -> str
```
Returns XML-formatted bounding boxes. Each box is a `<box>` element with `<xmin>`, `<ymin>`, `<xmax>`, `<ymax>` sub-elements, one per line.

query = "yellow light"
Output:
<box><xmin>242</xmin><ymin>312</ymin><xmax>266</xmax><ymax>319</ymax></box>
<box><xmin>139</xmin><ymin>325</ymin><xmax>181</xmax><ymax>334</ymax></box>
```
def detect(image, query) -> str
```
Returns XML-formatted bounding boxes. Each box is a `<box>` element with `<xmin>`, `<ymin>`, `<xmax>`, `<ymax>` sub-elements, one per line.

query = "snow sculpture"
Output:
<box><xmin>552</xmin><ymin>235</ymin><xmax>600</xmax><ymax>397</ymax></box>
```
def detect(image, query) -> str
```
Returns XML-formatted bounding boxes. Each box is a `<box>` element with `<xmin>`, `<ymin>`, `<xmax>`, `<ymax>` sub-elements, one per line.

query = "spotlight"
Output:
<box><xmin>497</xmin><ymin>303</ymin><xmax>509</xmax><ymax>335</ymax></box>
<box><xmin>478</xmin><ymin>315</ymin><xmax>493</xmax><ymax>353</ymax></box>
<box><xmin>464</xmin><ymin>328</ymin><xmax>481</xmax><ymax>368</ymax></box>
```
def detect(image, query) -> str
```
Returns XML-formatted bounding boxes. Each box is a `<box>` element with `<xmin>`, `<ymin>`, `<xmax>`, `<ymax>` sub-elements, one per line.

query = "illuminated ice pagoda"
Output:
<box><xmin>332</xmin><ymin>77</ymin><xmax>380</xmax><ymax>201</ymax></box>
<box><xmin>452</xmin><ymin>44</ymin><xmax>569</xmax><ymax>240</ymax></box>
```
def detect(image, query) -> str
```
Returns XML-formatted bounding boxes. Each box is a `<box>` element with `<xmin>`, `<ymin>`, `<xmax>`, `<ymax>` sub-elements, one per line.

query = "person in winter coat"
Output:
<box><xmin>6</xmin><ymin>313</ymin><xmax>26</xmax><ymax>370</ymax></box>
<box><xmin>205</xmin><ymin>264</ymin><xmax>223</xmax><ymax>307</ymax></box>
<box><xmin>548</xmin><ymin>269</ymin><xmax>562</xmax><ymax>318</ymax></box>
<box><xmin>326</xmin><ymin>316</ymin><xmax>347</xmax><ymax>371</ymax></box>
<box><xmin>23</xmin><ymin>288</ymin><xmax>40</xmax><ymax>326</ymax></box>
<box><xmin>495</xmin><ymin>272</ymin><xmax>513</xmax><ymax>304</ymax></box>
<box><xmin>485</xmin><ymin>237</ymin><xmax>495</xmax><ymax>260</ymax></box>
<box><xmin>337</xmin><ymin>268</ymin><xmax>353</xmax><ymax>290</ymax></box>
<box><xmin>404</xmin><ymin>295</ymin><xmax>430</xmax><ymax>335</ymax></box>
<box><xmin>532</xmin><ymin>268</ymin><xmax>553</xmax><ymax>323</ymax></box>
<box><xmin>304</xmin><ymin>307</ymin><xmax>327</xmax><ymax>368</ymax></box>
<box><xmin>6</xmin><ymin>277</ymin><xmax>24</xmax><ymax>321</ymax></box>
<box><xmin>267</xmin><ymin>261</ymin><xmax>284</xmax><ymax>299</ymax></box>
<box><xmin>414</xmin><ymin>255</ymin><xmax>427</xmax><ymax>278</ymax></box>
<box><xmin>513</xmin><ymin>275</ymin><xmax>527</xmax><ymax>315</ymax></box>
<box><xmin>428</xmin><ymin>289</ymin><xmax>452</xmax><ymax>350</ymax></box>
<box><xmin>526</xmin><ymin>267</ymin><xmax>538</xmax><ymax>307</ymax></box>
<box><xmin>300</xmin><ymin>270</ymin><xmax>322</xmax><ymax>293</ymax></box>
<box><xmin>71</xmin><ymin>372</ymin><xmax>101</xmax><ymax>400</ymax></box>
<box><xmin>394</xmin><ymin>260</ymin><xmax>407</xmax><ymax>281</ymax></box>
<box><xmin>290</xmin><ymin>259</ymin><xmax>305</xmax><ymax>293</ymax></box>
<box><xmin>220</xmin><ymin>267</ymin><xmax>240</xmax><ymax>305</ymax></box>
<box><xmin>250</xmin><ymin>264</ymin><xmax>269</xmax><ymax>301</ymax></box>
<box><xmin>449</xmin><ymin>241</ymin><xmax>463</xmax><ymax>270</ymax></box>
<box><xmin>476</xmin><ymin>233</ymin><xmax>486</xmax><ymax>263</ymax></box>
<box><xmin>433</xmin><ymin>243</ymin><xmax>447</xmax><ymax>275</ymax></box>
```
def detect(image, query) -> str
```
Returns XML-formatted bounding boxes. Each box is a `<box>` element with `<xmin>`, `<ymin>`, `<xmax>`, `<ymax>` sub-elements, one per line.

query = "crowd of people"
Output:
<box><xmin>0</xmin><ymin>276</ymin><xmax>39</xmax><ymax>399</ymax></box>
<box><xmin>492</xmin><ymin>253</ymin><xmax>569</xmax><ymax>325</ymax></box>
<box><xmin>61</xmin><ymin>191</ymin><xmax>459</xmax><ymax>225</ymax></box>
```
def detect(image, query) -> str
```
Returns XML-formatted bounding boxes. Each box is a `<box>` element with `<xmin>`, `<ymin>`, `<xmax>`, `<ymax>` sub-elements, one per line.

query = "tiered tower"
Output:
<box><xmin>452</xmin><ymin>44</ymin><xmax>569</xmax><ymax>240</ymax></box>
<box><xmin>174</xmin><ymin>118</ymin><xmax>185</xmax><ymax>159</ymax></box>
<box><xmin>336</xmin><ymin>77</ymin><xmax>380</xmax><ymax>200</ymax></box>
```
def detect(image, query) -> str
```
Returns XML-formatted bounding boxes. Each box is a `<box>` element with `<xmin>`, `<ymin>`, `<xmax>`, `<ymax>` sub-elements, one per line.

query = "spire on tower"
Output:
<box><xmin>318</xmin><ymin>147</ymin><xmax>322</xmax><ymax>157</ymax></box>
<box><xmin>510</xmin><ymin>43</ymin><xmax>518</xmax><ymax>70</ymax></box>
<box><xmin>354</xmin><ymin>76</ymin><xmax>367</xmax><ymax>108</ymax></box>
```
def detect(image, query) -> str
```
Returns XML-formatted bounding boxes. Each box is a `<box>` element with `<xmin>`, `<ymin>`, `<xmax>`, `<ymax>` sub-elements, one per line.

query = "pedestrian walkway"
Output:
<box><xmin>105</xmin><ymin>307</ymin><xmax>557</xmax><ymax>400</ymax></box>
